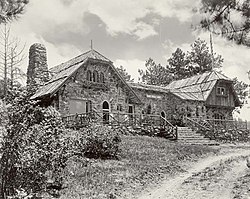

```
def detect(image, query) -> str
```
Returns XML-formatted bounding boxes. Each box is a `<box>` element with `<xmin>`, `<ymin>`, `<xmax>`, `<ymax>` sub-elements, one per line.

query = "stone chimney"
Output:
<box><xmin>27</xmin><ymin>43</ymin><xmax>49</xmax><ymax>89</ymax></box>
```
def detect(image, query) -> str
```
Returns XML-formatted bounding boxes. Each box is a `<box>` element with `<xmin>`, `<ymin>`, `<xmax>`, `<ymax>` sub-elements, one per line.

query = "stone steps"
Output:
<box><xmin>176</xmin><ymin>127</ymin><xmax>218</xmax><ymax>145</ymax></box>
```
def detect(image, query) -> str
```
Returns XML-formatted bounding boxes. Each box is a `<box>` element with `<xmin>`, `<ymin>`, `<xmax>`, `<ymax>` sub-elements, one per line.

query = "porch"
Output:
<box><xmin>61</xmin><ymin>111</ymin><xmax>178</xmax><ymax>139</ymax></box>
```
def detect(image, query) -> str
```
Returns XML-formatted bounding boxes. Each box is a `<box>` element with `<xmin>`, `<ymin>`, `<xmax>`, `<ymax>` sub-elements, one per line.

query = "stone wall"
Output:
<box><xmin>27</xmin><ymin>43</ymin><xmax>49</xmax><ymax>88</ymax></box>
<box><xmin>130</xmin><ymin>88</ymin><xmax>206</xmax><ymax>121</ymax></box>
<box><xmin>57</xmin><ymin>62</ymin><xmax>135</xmax><ymax>116</ymax></box>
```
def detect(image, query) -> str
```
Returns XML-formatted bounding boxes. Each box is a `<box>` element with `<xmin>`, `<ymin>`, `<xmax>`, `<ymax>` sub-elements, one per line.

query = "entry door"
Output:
<box><xmin>128</xmin><ymin>105</ymin><xmax>134</xmax><ymax>124</ymax></box>
<box><xmin>102</xmin><ymin>101</ymin><xmax>109</xmax><ymax>124</ymax></box>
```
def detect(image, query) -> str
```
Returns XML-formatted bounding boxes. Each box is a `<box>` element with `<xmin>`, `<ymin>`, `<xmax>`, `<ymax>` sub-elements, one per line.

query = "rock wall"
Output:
<box><xmin>27</xmin><ymin>43</ymin><xmax>49</xmax><ymax>88</ymax></box>
<box><xmin>57</xmin><ymin>62</ymin><xmax>134</xmax><ymax>117</ymax></box>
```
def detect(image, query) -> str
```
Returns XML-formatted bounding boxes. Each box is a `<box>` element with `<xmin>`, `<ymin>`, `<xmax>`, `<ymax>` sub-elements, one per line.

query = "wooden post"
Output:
<box><xmin>175</xmin><ymin>125</ymin><xmax>178</xmax><ymax>140</ymax></box>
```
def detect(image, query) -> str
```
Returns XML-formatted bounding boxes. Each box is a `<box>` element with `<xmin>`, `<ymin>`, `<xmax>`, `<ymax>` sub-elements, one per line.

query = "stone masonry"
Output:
<box><xmin>27</xmin><ymin>43</ymin><xmax>49</xmax><ymax>88</ymax></box>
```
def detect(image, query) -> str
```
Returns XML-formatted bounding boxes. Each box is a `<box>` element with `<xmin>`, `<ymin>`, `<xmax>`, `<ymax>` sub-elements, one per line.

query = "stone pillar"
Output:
<box><xmin>27</xmin><ymin>43</ymin><xmax>49</xmax><ymax>89</ymax></box>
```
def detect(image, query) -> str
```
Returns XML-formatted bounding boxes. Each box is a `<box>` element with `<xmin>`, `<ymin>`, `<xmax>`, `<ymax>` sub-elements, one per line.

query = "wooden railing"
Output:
<box><xmin>61</xmin><ymin>111</ymin><xmax>177</xmax><ymax>139</ymax></box>
<box><xmin>161</xmin><ymin>116</ymin><xmax>178</xmax><ymax>140</ymax></box>
<box><xmin>185</xmin><ymin>117</ymin><xmax>211</xmax><ymax>131</ymax></box>
<box><xmin>205</xmin><ymin>118</ymin><xmax>247</xmax><ymax>130</ymax></box>
<box><xmin>184</xmin><ymin>116</ymin><xmax>248</xmax><ymax>132</ymax></box>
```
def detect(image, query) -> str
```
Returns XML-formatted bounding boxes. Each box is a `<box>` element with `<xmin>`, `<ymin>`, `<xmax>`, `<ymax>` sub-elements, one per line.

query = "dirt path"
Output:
<box><xmin>137</xmin><ymin>149</ymin><xmax>250</xmax><ymax>199</ymax></box>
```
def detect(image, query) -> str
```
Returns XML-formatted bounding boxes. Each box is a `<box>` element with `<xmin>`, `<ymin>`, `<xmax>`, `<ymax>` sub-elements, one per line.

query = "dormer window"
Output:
<box><xmin>217</xmin><ymin>87</ymin><xmax>227</xmax><ymax>96</ymax></box>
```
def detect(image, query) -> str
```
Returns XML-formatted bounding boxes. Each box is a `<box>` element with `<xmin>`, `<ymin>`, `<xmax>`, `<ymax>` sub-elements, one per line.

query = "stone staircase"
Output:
<box><xmin>177</xmin><ymin>127</ymin><xmax>219</xmax><ymax>145</ymax></box>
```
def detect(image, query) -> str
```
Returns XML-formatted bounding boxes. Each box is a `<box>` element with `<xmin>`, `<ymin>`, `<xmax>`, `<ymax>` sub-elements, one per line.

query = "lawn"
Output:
<box><xmin>60</xmin><ymin>135</ymin><xmax>218</xmax><ymax>199</ymax></box>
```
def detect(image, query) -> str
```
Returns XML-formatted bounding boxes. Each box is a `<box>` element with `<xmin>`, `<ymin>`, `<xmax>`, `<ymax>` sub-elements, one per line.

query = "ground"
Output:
<box><xmin>60</xmin><ymin>135</ymin><xmax>250</xmax><ymax>199</ymax></box>
<box><xmin>137</xmin><ymin>145</ymin><xmax>250</xmax><ymax>199</ymax></box>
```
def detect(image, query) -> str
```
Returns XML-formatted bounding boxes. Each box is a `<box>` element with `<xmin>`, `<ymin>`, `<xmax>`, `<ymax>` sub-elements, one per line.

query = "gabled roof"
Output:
<box><xmin>31</xmin><ymin>49</ymin><xmax>141</xmax><ymax>103</ymax></box>
<box><xmin>165</xmin><ymin>70</ymin><xmax>235</xmax><ymax>102</ymax></box>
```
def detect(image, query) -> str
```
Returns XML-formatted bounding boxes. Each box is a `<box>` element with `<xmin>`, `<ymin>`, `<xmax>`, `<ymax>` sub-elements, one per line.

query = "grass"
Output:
<box><xmin>60</xmin><ymin>135</ymin><xmax>219</xmax><ymax>199</ymax></box>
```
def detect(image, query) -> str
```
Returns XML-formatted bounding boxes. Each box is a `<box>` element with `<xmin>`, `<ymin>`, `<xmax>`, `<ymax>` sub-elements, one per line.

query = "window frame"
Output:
<box><xmin>216</xmin><ymin>86</ymin><xmax>227</xmax><ymax>96</ymax></box>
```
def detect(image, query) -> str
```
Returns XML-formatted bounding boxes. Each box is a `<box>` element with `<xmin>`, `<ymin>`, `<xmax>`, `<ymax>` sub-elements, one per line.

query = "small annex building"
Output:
<box><xmin>165</xmin><ymin>71</ymin><xmax>241</xmax><ymax>120</ymax></box>
<box><xmin>29</xmin><ymin>44</ymin><xmax>240</xmax><ymax>124</ymax></box>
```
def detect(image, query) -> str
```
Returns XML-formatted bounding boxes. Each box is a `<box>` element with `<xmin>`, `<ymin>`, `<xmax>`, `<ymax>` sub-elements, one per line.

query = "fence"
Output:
<box><xmin>184</xmin><ymin>116</ymin><xmax>248</xmax><ymax>131</ymax></box>
<box><xmin>62</xmin><ymin>111</ymin><xmax>178</xmax><ymax>139</ymax></box>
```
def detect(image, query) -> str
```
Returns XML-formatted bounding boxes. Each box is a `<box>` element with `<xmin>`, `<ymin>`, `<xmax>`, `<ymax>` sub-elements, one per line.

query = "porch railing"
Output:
<box><xmin>61</xmin><ymin>111</ymin><xmax>177</xmax><ymax>139</ymax></box>
<box><xmin>184</xmin><ymin>116</ymin><xmax>248</xmax><ymax>132</ymax></box>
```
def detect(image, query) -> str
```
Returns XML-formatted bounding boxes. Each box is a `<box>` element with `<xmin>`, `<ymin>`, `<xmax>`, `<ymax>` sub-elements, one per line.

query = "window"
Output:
<box><xmin>86</xmin><ymin>101</ymin><xmax>92</xmax><ymax>113</ymax></box>
<box><xmin>213</xmin><ymin>113</ymin><xmax>225</xmax><ymax>120</ymax></box>
<box><xmin>147</xmin><ymin>104</ymin><xmax>151</xmax><ymax>114</ymax></box>
<box><xmin>93</xmin><ymin>70</ymin><xmax>99</xmax><ymax>82</ymax></box>
<box><xmin>100</xmin><ymin>72</ymin><xmax>105</xmax><ymax>83</ymax></box>
<box><xmin>217</xmin><ymin>87</ymin><xmax>227</xmax><ymax>96</ymax></box>
<box><xmin>87</xmin><ymin>70</ymin><xmax>92</xmax><ymax>81</ymax></box>
<box><xmin>117</xmin><ymin>104</ymin><xmax>122</xmax><ymax>111</ymax></box>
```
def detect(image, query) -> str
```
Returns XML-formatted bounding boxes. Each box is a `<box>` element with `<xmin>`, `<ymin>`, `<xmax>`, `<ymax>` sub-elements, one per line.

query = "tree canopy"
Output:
<box><xmin>116</xmin><ymin>65</ymin><xmax>134</xmax><ymax>82</ymax></box>
<box><xmin>199</xmin><ymin>0</ymin><xmax>250</xmax><ymax>46</ymax></box>
<box><xmin>139</xmin><ymin>38</ymin><xmax>223</xmax><ymax>86</ymax></box>
<box><xmin>138</xmin><ymin>58</ymin><xmax>173</xmax><ymax>86</ymax></box>
<box><xmin>0</xmin><ymin>0</ymin><xmax>29</xmax><ymax>23</ymax></box>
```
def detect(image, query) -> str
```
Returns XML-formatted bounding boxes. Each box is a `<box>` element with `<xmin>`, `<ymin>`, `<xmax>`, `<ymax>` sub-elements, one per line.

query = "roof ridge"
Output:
<box><xmin>92</xmin><ymin>49</ymin><xmax>112</xmax><ymax>63</ymax></box>
<box><xmin>49</xmin><ymin>50</ymin><xmax>92</xmax><ymax>73</ymax></box>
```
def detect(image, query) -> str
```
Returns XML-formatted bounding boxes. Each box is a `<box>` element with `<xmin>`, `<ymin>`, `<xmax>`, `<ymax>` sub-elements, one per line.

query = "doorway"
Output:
<box><xmin>102</xmin><ymin>101</ymin><xmax>109</xmax><ymax>124</ymax></box>
<box><xmin>128</xmin><ymin>105</ymin><xmax>134</xmax><ymax>123</ymax></box>
<box><xmin>160</xmin><ymin>111</ymin><xmax>166</xmax><ymax>118</ymax></box>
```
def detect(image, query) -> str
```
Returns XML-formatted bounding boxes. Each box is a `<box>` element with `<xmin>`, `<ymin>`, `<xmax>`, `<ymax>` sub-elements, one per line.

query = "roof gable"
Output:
<box><xmin>31</xmin><ymin>49</ymin><xmax>141</xmax><ymax>103</ymax></box>
<box><xmin>166</xmin><ymin>70</ymin><xmax>233</xmax><ymax>101</ymax></box>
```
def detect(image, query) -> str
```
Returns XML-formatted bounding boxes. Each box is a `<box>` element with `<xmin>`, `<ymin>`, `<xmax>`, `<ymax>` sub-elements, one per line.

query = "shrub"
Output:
<box><xmin>198</xmin><ymin>128</ymin><xmax>250</xmax><ymax>142</ymax></box>
<box><xmin>82</xmin><ymin>124</ymin><xmax>121</xmax><ymax>159</ymax></box>
<box><xmin>0</xmin><ymin>90</ymin><xmax>70</xmax><ymax>199</ymax></box>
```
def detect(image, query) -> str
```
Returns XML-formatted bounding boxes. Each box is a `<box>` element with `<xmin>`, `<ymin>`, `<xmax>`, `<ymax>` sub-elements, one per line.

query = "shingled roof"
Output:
<box><xmin>31</xmin><ymin>49</ymin><xmax>141</xmax><ymax>103</ymax></box>
<box><xmin>165</xmin><ymin>70</ymin><xmax>236</xmax><ymax>102</ymax></box>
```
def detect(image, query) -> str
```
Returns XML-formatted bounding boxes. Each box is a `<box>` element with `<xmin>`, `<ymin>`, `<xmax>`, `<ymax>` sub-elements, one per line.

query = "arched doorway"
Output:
<box><xmin>160</xmin><ymin>111</ymin><xmax>166</xmax><ymax>118</ymax></box>
<box><xmin>102</xmin><ymin>101</ymin><xmax>109</xmax><ymax>124</ymax></box>
<box><xmin>160</xmin><ymin>111</ymin><xmax>166</xmax><ymax>126</ymax></box>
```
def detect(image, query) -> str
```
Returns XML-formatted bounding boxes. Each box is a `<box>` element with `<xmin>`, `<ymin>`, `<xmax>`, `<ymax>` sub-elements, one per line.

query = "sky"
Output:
<box><xmin>4</xmin><ymin>0</ymin><xmax>250</xmax><ymax>119</ymax></box>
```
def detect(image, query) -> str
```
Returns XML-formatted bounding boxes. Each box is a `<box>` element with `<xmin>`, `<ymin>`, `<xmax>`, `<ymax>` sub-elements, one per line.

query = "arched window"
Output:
<box><xmin>93</xmin><ymin>70</ymin><xmax>99</xmax><ymax>82</ymax></box>
<box><xmin>87</xmin><ymin>70</ymin><xmax>92</xmax><ymax>81</ymax></box>
<box><xmin>100</xmin><ymin>72</ymin><xmax>105</xmax><ymax>83</ymax></box>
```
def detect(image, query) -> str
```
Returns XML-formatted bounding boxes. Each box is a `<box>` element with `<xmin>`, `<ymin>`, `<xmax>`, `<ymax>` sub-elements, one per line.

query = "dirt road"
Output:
<box><xmin>138</xmin><ymin>149</ymin><xmax>250</xmax><ymax>199</ymax></box>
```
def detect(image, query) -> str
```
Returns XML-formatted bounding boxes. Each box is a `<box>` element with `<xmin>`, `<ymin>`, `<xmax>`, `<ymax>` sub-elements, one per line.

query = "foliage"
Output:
<box><xmin>168</xmin><ymin>48</ymin><xmax>188</xmax><ymax>80</ymax></box>
<box><xmin>0</xmin><ymin>24</ymin><xmax>26</xmax><ymax>98</ymax></box>
<box><xmin>64</xmin><ymin>125</ymin><xmax>121</xmax><ymax>160</ymax></box>
<box><xmin>140</xmin><ymin>38</ymin><xmax>224</xmax><ymax>86</ymax></box>
<box><xmin>199</xmin><ymin>0</ymin><xmax>250</xmax><ymax>46</ymax></box>
<box><xmin>198</xmin><ymin>128</ymin><xmax>250</xmax><ymax>142</ymax></box>
<box><xmin>233</xmin><ymin>77</ymin><xmax>248</xmax><ymax>104</ymax></box>
<box><xmin>82</xmin><ymin>125</ymin><xmax>121</xmax><ymax>159</ymax></box>
<box><xmin>0</xmin><ymin>89</ymin><xmax>69</xmax><ymax>198</ymax></box>
<box><xmin>138</xmin><ymin>58</ymin><xmax>173</xmax><ymax>86</ymax></box>
<box><xmin>168</xmin><ymin>38</ymin><xmax>223</xmax><ymax>79</ymax></box>
<box><xmin>186</xmin><ymin>38</ymin><xmax>223</xmax><ymax>75</ymax></box>
<box><xmin>0</xmin><ymin>0</ymin><xmax>29</xmax><ymax>23</ymax></box>
<box><xmin>116</xmin><ymin>65</ymin><xmax>134</xmax><ymax>82</ymax></box>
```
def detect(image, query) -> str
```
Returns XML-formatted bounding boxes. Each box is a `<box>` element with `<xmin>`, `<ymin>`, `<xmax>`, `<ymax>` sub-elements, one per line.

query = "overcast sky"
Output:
<box><xmin>5</xmin><ymin>0</ymin><xmax>250</xmax><ymax>120</ymax></box>
<box><xmin>8</xmin><ymin>0</ymin><xmax>250</xmax><ymax>83</ymax></box>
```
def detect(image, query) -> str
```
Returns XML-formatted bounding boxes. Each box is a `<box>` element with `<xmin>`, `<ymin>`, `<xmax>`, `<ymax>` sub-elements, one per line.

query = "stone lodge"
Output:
<box><xmin>28</xmin><ymin>43</ymin><xmax>240</xmax><ymax>126</ymax></box>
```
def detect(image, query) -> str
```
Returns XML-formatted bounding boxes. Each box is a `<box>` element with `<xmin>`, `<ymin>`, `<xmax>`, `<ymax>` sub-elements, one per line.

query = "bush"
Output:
<box><xmin>198</xmin><ymin>128</ymin><xmax>250</xmax><ymax>142</ymax></box>
<box><xmin>0</xmin><ymin>89</ymin><xmax>70</xmax><ymax>198</ymax></box>
<box><xmin>81</xmin><ymin>125</ymin><xmax>121</xmax><ymax>159</ymax></box>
